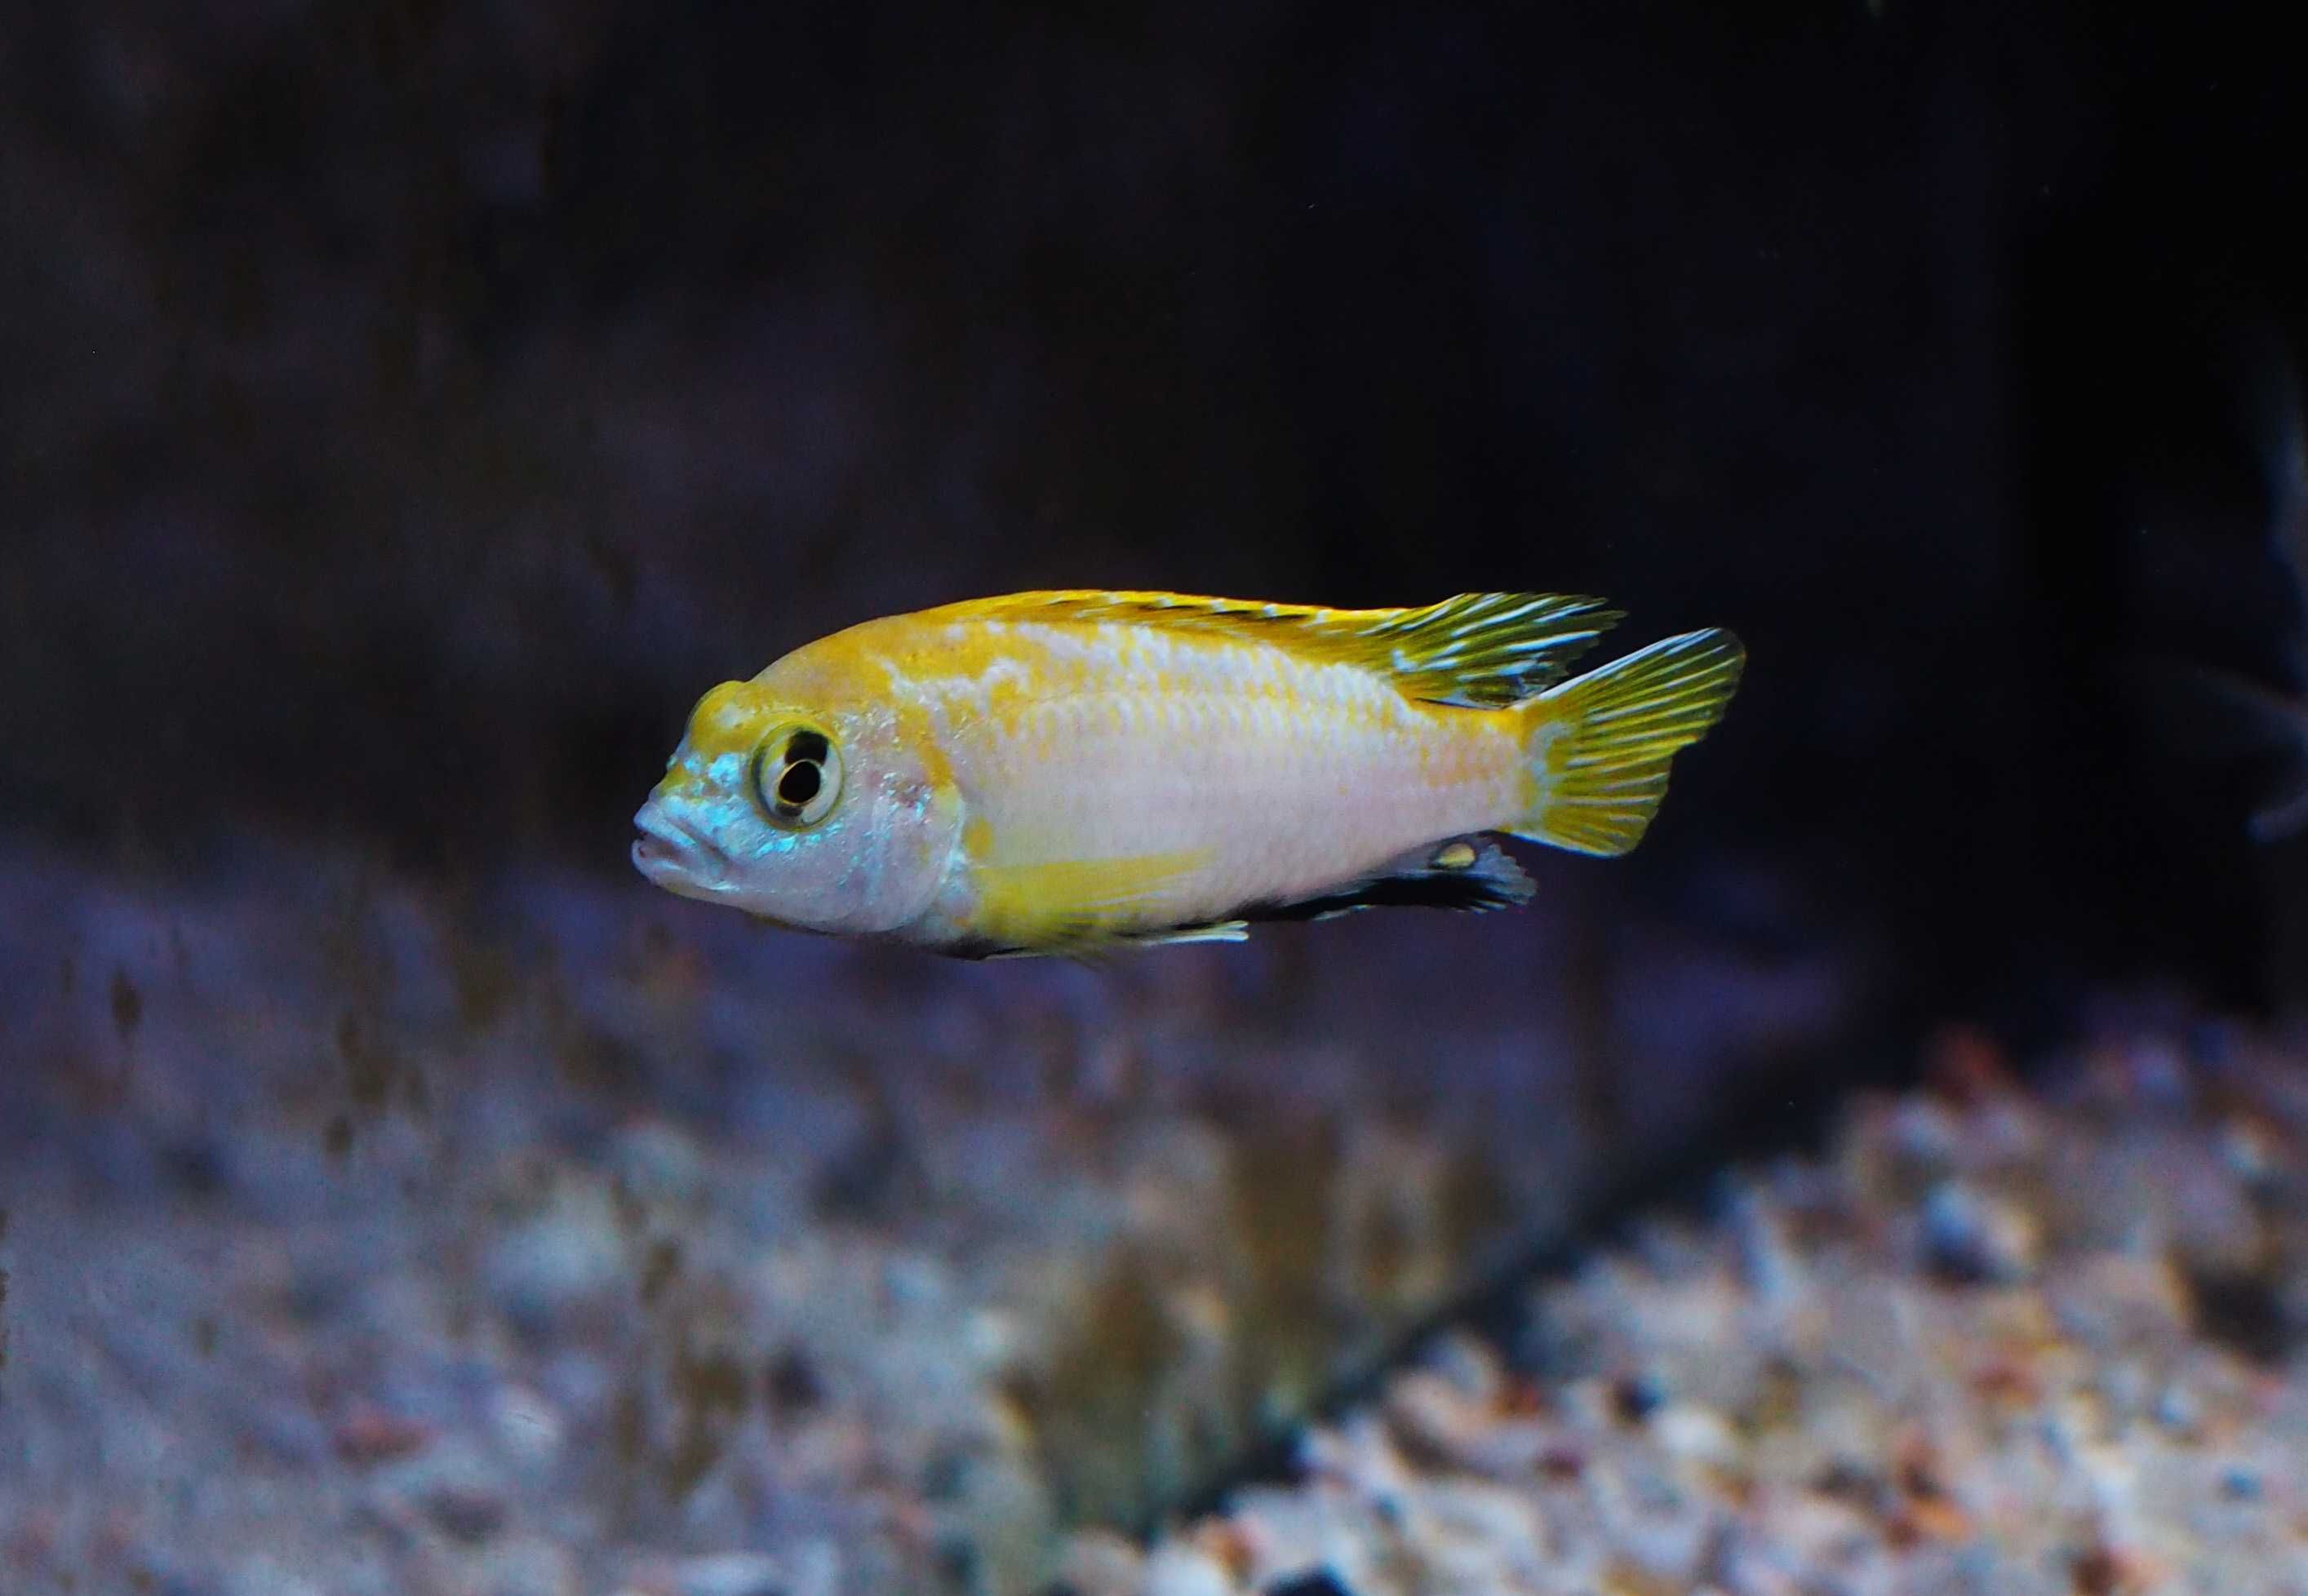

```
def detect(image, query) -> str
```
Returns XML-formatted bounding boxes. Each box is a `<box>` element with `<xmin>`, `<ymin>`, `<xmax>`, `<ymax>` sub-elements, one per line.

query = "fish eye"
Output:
<box><xmin>754</xmin><ymin>722</ymin><xmax>842</xmax><ymax>827</ymax></box>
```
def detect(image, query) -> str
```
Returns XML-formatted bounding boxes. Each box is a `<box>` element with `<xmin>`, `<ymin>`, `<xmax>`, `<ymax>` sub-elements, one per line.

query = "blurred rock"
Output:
<box><xmin>224</xmin><ymin>1557</ymin><xmax>326</xmax><ymax>1596</ymax></box>
<box><xmin>487</xmin><ymin>1385</ymin><xmax>567</xmax><ymax>1470</ymax></box>
<box><xmin>372</xmin><ymin>1441</ymin><xmax>512</xmax><ymax>1546</ymax></box>
<box><xmin>1916</xmin><ymin>1181</ymin><xmax>2040</xmax><ymax>1285</ymax></box>
<box><xmin>1261</xmin><ymin>1573</ymin><xmax>1353</xmax><ymax>1596</ymax></box>
<box><xmin>1140</xmin><ymin>1545</ymin><xmax>1236</xmax><ymax>1596</ymax></box>
<box><xmin>673</xmin><ymin>1552</ymin><xmax>810</xmax><ymax>1596</ymax></box>
<box><xmin>475</xmin><ymin>1538</ymin><xmax>581</xmax><ymax>1596</ymax></box>
<box><xmin>482</xmin><ymin>1177</ymin><xmax>628</xmax><ymax>1336</ymax></box>
<box><xmin>607</xmin><ymin>1118</ymin><xmax>711</xmax><ymax>1213</ymax></box>
<box><xmin>334</xmin><ymin>1400</ymin><xmax>437</xmax><ymax>1465</ymax></box>
<box><xmin>1050</xmin><ymin>1530</ymin><xmax>1145</xmax><ymax>1596</ymax></box>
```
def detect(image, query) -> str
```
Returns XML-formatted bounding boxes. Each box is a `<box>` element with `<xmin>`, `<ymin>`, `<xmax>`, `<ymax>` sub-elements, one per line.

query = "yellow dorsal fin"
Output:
<box><xmin>918</xmin><ymin>590</ymin><xmax>1625</xmax><ymax>707</ymax></box>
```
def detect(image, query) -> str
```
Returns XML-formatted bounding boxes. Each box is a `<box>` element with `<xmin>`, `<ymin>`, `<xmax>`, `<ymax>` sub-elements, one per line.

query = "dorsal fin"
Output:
<box><xmin>918</xmin><ymin>590</ymin><xmax>1624</xmax><ymax>707</ymax></box>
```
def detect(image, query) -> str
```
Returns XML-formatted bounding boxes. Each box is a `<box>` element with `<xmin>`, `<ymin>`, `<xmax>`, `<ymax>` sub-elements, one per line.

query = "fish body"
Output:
<box><xmin>633</xmin><ymin>591</ymin><xmax>1744</xmax><ymax>957</ymax></box>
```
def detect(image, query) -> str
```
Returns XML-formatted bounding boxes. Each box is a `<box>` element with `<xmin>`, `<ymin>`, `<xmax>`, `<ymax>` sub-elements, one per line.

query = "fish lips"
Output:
<box><xmin>631</xmin><ymin>802</ymin><xmax>731</xmax><ymax>896</ymax></box>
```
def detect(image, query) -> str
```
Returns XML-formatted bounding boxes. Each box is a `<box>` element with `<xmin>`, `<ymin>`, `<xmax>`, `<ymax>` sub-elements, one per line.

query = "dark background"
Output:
<box><xmin>6</xmin><ymin>0</ymin><xmax>2306</xmax><ymax>1056</ymax></box>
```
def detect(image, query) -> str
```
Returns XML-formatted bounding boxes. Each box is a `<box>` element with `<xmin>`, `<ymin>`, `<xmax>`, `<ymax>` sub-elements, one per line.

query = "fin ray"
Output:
<box><xmin>1120</xmin><ymin>920</ymin><xmax>1251</xmax><ymax>947</ymax></box>
<box><xmin>1509</xmin><ymin>629</ymin><xmax>1745</xmax><ymax>856</ymax></box>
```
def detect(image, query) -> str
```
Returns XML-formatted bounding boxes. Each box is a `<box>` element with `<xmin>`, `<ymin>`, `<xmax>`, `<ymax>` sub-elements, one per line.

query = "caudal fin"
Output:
<box><xmin>1508</xmin><ymin>628</ymin><xmax>1746</xmax><ymax>856</ymax></box>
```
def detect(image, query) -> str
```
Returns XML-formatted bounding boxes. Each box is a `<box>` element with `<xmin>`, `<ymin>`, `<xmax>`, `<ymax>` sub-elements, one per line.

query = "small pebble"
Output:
<box><xmin>473</xmin><ymin>1537</ymin><xmax>579</xmax><ymax>1596</ymax></box>
<box><xmin>2164</xmin><ymin>1157</ymin><xmax>2262</xmax><ymax>1277</ymax></box>
<box><xmin>2153</xmin><ymin>1381</ymin><xmax>2200</xmax><ymax>1437</ymax></box>
<box><xmin>373</xmin><ymin>1443</ymin><xmax>509</xmax><ymax>1547</ymax></box>
<box><xmin>2217</xmin><ymin>1465</ymin><xmax>2261</xmax><ymax>1501</ymax></box>
<box><xmin>1918</xmin><ymin>1180</ymin><xmax>2039</xmax><ymax>1284</ymax></box>
<box><xmin>1880</xmin><ymin>1098</ymin><xmax>1965</xmax><ymax>1179</ymax></box>
<box><xmin>1263</xmin><ymin>1571</ymin><xmax>1352</xmax><ymax>1596</ymax></box>
<box><xmin>1610</xmin><ymin>1371</ymin><xmax>1667</xmax><ymax>1424</ymax></box>
<box><xmin>1384</xmin><ymin>1371</ymin><xmax>1485</xmax><ymax>1464</ymax></box>
<box><xmin>332</xmin><ymin>1400</ymin><xmax>435</xmax><ymax>1465</ymax></box>
<box><xmin>1050</xmin><ymin>1529</ymin><xmax>1145</xmax><ymax>1596</ymax></box>
<box><xmin>489</xmin><ymin>1385</ymin><xmax>566</xmax><ymax>1469</ymax></box>
<box><xmin>1725</xmin><ymin>1183</ymin><xmax>1804</xmax><ymax>1302</ymax></box>
<box><xmin>483</xmin><ymin>1181</ymin><xmax>628</xmax><ymax>1335</ymax></box>
<box><xmin>673</xmin><ymin>1552</ymin><xmax>792</xmax><ymax>1596</ymax></box>
<box><xmin>606</xmin><ymin>1118</ymin><xmax>709</xmax><ymax>1211</ymax></box>
<box><xmin>1421</xmin><ymin>1331</ymin><xmax>1504</xmax><ymax>1407</ymax></box>
<box><xmin>2218</xmin><ymin>1117</ymin><xmax>2288</xmax><ymax>1199</ymax></box>
<box><xmin>1651</xmin><ymin>1403</ymin><xmax>1742</xmax><ymax>1472</ymax></box>
<box><xmin>1141</xmin><ymin>1544</ymin><xmax>1236</xmax><ymax>1596</ymax></box>
<box><xmin>225</xmin><ymin>1556</ymin><xmax>326</xmax><ymax>1596</ymax></box>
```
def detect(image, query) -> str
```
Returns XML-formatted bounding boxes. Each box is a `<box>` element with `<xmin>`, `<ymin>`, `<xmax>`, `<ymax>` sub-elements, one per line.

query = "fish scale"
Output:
<box><xmin>947</xmin><ymin>640</ymin><xmax>1506</xmax><ymax>904</ymax></box>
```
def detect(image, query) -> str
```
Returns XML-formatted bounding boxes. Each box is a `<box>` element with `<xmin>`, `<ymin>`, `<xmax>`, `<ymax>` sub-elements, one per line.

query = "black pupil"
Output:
<box><xmin>776</xmin><ymin>760</ymin><xmax>822</xmax><ymax>810</ymax></box>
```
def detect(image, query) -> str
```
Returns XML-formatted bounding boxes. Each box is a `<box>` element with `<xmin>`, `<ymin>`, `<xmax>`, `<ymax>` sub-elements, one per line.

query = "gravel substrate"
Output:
<box><xmin>11</xmin><ymin>833</ymin><xmax>2303</xmax><ymax>1596</ymax></box>
<box><xmin>1077</xmin><ymin>1022</ymin><xmax>2308</xmax><ymax>1595</ymax></box>
<box><xmin>0</xmin><ymin>836</ymin><xmax>1845</xmax><ymax>1596</ymax></box>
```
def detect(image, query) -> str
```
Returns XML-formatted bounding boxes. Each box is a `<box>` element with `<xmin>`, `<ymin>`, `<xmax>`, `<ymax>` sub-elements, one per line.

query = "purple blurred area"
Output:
<box><xmin>6</xmin><ymin>0</ymin><xmax>2308</xmax><ymax>1589</ymax></box>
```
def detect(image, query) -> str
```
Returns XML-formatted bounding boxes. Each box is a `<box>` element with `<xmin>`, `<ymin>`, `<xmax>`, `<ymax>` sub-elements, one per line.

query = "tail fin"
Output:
<box><xmin>1508</xmin><ymin>628</ymin><xmax>1746</xmax><ymax>856</ymax></box>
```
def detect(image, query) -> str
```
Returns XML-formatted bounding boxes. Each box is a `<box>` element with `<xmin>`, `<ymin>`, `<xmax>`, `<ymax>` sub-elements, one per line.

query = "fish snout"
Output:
<box><xmin>631</xmin><ymin>800</ymin><xmax>728</xmax><ymax>888</ymax></box>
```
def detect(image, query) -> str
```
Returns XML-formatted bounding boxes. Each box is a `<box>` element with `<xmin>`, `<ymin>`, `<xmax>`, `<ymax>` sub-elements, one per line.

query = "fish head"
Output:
<box><xmin>632</xmin><ymin>674</ymin><xmax>958</xmax><ymax>936</ymax></box>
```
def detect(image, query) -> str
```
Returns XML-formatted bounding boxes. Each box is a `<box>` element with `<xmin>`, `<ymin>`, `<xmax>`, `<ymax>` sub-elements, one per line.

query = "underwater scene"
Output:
<box><xmin>5</xmin><ymin>2</ymin><xmax>2308</xmax><ymax>1593</ymax></box>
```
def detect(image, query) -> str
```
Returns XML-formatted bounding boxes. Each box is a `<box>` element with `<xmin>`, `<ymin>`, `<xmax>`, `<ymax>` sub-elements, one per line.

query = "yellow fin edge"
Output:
<box><xmin>1510</xmin><ymin>628</ymin><xmax>1746</xmax><ymax>856</ymax></box>
<box><xmin>916</xmin><ymin>589</ymin><xmax>1626</xmax><ymax>706</ymax></box>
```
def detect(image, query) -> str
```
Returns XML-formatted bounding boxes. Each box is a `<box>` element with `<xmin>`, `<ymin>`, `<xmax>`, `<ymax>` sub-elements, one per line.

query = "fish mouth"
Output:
<box><xmin>631</xmin><ymin>804</ymin><xmax>729</xmax><ymax>893</ymax></box>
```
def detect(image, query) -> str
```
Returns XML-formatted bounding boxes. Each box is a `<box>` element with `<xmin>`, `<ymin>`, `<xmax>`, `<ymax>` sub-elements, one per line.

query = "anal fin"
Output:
<box><xmin>1119</xmin><ymin>920</ymin><xmax>1250</xmax><ymax>948</ymax></box>
<box><xmin>1241</xmin><ymin>837</ymin><xmax>1535</xmax><ymax>924</ymax></box>
<box><xmin>953</xmin><ymin>838</ymin><xmax>1532</xmax><ymax>960</ymax></box>
<box><xmin>976</xmin><ymin>918</ymin><xmax>1249</xmax><ymax>961</ymax></box>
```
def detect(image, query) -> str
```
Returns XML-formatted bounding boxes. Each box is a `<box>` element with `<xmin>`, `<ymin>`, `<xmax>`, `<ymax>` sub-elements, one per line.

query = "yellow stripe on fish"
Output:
<box><xmin>631</xmin><ymin>590</ymin><xmax>1744</xmax><ymax>958</ymax></box>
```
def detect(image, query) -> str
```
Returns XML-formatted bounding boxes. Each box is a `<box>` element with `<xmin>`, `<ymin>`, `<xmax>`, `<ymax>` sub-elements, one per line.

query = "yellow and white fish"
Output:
<box><xmin>632</xmin><ymin>590</ymin><xmax>1743</xmax><ymax>958</ymax></box>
